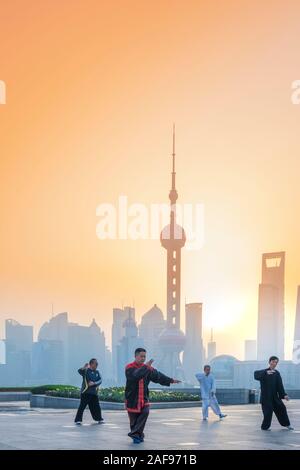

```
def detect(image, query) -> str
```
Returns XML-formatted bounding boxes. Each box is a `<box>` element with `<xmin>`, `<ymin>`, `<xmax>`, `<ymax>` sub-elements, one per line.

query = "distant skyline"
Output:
<box><xmin>1</xmin><ymin>1</ymin><xmax>300</xmax><ymax>360</ymax></box>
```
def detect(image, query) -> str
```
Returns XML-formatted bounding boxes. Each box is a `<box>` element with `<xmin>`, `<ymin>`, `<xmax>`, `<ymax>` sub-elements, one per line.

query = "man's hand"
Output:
<box><xmin>83</xmin><ymin>363</ymin><xmax>89</xmax><ymax>369</ymax></box>
<box><xmin>267</xmin><ymin>370</ymin><xmax>275</xmax><ymax>375</ymax></box>
<box><xmin>284</xmin><ymin>395</ymin><xmax>290</xmax><ymax>401</ymax></box>
<box><xmin>88</xmin><ymin>381</ymin><xmax>95</xmax><ymax>387</ymax></box>
<box><xmin>172</xmin><ymin>379</ymin><xmax>181</xmax><ymax>384</ymax></box>
<box><xmin>146</xmin><ymin>359</ymin><xmax>154</xmax><ymax>367</ymax></box>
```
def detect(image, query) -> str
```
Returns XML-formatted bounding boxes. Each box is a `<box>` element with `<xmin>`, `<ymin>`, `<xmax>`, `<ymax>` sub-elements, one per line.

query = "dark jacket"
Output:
<box><xmin>78</xmin><ymin>367</ymin><xmax>102</xmax><ymax>395</ymax></box>
<box><xmin>125</xmin><ymin>361</ymin><xmax>173</xmax><ymax>413</ymax></box>
<box><xmin>254</xmin><ymin>368</ymin><xmax>286</xmax><ymax>405</ymax></box>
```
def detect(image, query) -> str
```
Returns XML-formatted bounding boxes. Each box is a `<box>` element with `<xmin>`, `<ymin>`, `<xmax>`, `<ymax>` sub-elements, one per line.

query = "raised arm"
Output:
<box><xmin>126</xmin><ymin>365</ymin><xmax>152</xmax><ymax>382</ymax></box>
<box><xmin>254</xmin><ymin>369</ymin><xmax>266</xmax><ymax>381</ymax></box>
<box><xmin>195</xmin><ymin>372</ymin><xmax>205</xmax><ymax>383</ymax></box>
<box><xmin>78</xmin><ymin>363</ymin><xmax>88</xmax><ymax>376</ymax></box>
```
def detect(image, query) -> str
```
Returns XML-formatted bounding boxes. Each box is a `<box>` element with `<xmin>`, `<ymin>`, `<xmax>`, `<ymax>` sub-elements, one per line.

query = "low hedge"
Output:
<box><xmin>45</xmin><ymin>386</ymin><xmax>200</xmax><ymax>403</ymax></box>
<box><xmin>1</xmin><ymin>385</ymin><xmax>201</xmax><ymax>402</ymax></box>
<box><xmin>31</xmin><ymin>385</ymin><xmax>78</xmax><ymax>395</ymax></box>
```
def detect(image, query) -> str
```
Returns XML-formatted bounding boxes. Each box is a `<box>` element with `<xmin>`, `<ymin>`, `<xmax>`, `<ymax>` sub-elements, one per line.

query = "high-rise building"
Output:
<box><xmin>244</xmin><ymin>340</ymin><xmax>257</xmax><ymax>361</ymax></box>
<box><xmin>158</xmin><ymin>126</ymin><xmax>186</xmax><ymax>380</ymax></box>
<box><xmin>116</xmin><ymin>309</ymin><xmax>143</xmax><ymax>384</ymax></box>
<box><xmin>32</xmin><ymin>340</ymin><xmax>65</xmax><ymax>384</ymax></box>
<box><xmin>293</xmin><ymin>286</ymin><xmax>300</xmax><ymax>364</ymax></box>
<box><xmin>112</xmin><ymin>306</ymin><xmax>134</xmax><ymax>382</ymax></box>
<box><xmin>139</xmin><ymin>304</ymin><xmax>166</xmax><ymax>360</ymax></box>
<box><xmin>183</xmin><ymin>303</ymin><xmax>203</xmax><ymax>384</ymax></box>
<box><xmin>257</xmin><ymin>252</ymin><xmax>285</xmax><ymax>360</ymax></box>
<box><xmin>207</xmin><ymin>328</ymin><xmax>216</xmax><ymax>362</ymax></box>
<box><xmin>5</xmin><ymin>319</ymin><xmax>33</xmax><ymax>386</ymax></box>
<box><xmin>68</xmin><ymin>319</ymin><xmax>106</xmax><ymax>386</ymax></box>
<box><xmin>38</xmin><ymin>312</ymin><xmax>107</xmax><ymax>385</ymax></box>
<box><xmin>38</xmin><ymin>312</ymin><xmax>69</xmax><ymax>379</ymax></box>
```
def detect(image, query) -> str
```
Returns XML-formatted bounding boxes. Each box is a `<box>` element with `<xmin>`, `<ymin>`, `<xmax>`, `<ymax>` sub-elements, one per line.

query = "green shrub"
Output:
<box><xmin>45</xmin><ymin>386</ymin><xmax>200</xmax><ymax>403</ymax></box>
<box><xmin>31</xmin><ymin>385</ymin><xmax>78</xmax><ymax>395</ymax></box>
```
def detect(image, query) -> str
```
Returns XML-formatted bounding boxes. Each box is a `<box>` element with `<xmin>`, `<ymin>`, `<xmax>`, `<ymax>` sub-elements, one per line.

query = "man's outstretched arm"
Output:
<box><xmin>254</xmin><ymin>369</ymin><xmax>266</xmax><ymax>381</ymax></box>
<box><xmin>149</xmin><ymin>368</ymin><xmax>180</xmax><ymax>387</ymax></box>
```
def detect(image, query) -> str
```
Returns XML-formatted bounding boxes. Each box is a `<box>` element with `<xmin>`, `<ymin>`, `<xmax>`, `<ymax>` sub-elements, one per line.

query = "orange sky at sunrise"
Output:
<box><xmin>1</xmin><ymin>0</ymin><xmax>300</xmax><ymax>359</ymax></box>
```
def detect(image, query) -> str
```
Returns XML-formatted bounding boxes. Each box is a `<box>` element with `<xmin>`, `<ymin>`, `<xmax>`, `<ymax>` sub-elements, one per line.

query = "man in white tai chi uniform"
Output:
<box><xmin>195</xmin><ymin>365</ymin><xmax>227</xmax><ymax>421</ymax></box>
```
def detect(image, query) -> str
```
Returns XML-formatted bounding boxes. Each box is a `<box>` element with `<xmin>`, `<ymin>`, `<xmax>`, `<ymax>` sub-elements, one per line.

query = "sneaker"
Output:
<box><xmin>132</xmin><ymin>437</ymin><xmax>141</xmax><ymax>444</ymax></box>
<box><xmin>286</xmin><ymin>426</ymin><xmax>294</xmax><ymax>431</ymax></box>
<box><xmin>140</xmin><ymin>437</ymin><xmax>144</xmax><ymax>442</ymax></box>
<box><xmin>261</xmin><ymin>428</ymin><xmax>271</xmax><ymax>431</ymax></box>
<box><xmin>219</xmin><ymin>414</ymin><xmax>227</xmax><ymax>419</ymax></box>
<box><xmin>203</xmin><ymin>417</ymin><xmax>208</xmax><ymax>421</ymax></box>
<box><xmin>75</xmin><ymin>422</ymin><xmax>82</xmax><ymax>425</ymax></box>
<box><xmin>97</xmin><ymin>419</ymin><xmax>104</xmax><ymax>424</ymax></box>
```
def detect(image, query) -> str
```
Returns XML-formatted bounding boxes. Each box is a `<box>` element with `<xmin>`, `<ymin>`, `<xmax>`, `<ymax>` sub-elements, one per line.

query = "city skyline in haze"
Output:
<box><xmin>1</xmin><ymin>1</ymin><xmax>300</xmax><ymax>360</ymax></box>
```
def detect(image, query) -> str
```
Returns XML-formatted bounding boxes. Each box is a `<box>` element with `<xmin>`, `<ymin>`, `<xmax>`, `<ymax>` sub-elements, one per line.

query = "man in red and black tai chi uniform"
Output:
<box><xmin>125</xmin><ymin>347</ymin><xmax>181</xmax><ymax>444</ymax></box>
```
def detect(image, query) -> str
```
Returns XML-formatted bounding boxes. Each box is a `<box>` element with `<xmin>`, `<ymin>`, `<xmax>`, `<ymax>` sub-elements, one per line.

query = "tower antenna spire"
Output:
<box><xmin>172</xmin><ymin>123</ymin><xmax>176</xmax><ymax>190</ymax></box>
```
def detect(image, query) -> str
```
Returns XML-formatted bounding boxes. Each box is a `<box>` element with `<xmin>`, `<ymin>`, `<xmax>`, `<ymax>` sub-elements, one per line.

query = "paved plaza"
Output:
<box><xmin>0</xmin><ymin>400</ymin><xmax>300</xmax><ymax>450</ymax></box>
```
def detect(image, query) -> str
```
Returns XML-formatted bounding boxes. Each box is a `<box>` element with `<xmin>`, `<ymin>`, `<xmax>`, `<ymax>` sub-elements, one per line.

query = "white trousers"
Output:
<box><xmin>202</xmin><ymin>396</ymin><xmax>221</xmax><ymax>419</ymax></box>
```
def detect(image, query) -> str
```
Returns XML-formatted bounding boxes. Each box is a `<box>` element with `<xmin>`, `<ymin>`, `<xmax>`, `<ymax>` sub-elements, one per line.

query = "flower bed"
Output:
<box><xmin>44</xmin><ymin>386</ymin><xmax>200</xmax><ymax>403</ymax></box>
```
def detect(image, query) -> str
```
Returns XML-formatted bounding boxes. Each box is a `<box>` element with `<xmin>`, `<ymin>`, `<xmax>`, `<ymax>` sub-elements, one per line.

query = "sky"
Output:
<box><xmin>0</xmin><ymin>0</ymin><xmax>300</xmax><ymax>360</ymax></box>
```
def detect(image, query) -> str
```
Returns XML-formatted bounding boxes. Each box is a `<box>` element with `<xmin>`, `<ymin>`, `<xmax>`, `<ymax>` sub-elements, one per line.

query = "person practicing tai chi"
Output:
<box><xmin>125</xmin><ymin>348</ymin><xmax>181</xmax><ymax>444</ymax></box>
<box><xmin>254</xmin><ymin>356</ymin><xmax>293</xmax><ymax>431</ymax></box>
<box><xmin>74</xmin><ymin>358</ymin><xmax>104</xmax><ymax>425</ymax></box>
<box><xmin>195</xmin><ymin>365</ymin><xmax>227</xmax><ymax>421</ymax></box>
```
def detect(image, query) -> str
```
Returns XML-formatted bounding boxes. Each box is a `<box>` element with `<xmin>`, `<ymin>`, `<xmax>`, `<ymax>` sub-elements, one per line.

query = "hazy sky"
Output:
<box><xmin>1</xmin><ymin>1</ymin><xmax>300</xmax><ymax>359</ymax></box>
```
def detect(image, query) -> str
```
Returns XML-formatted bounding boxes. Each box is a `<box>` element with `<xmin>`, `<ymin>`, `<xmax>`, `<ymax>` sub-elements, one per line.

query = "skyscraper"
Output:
<box><xmin>257</xmin><ymin>252</ymin><xmax>285</xmax><ymax>360</ymax></box>
<box><xmin>293</xmin><ymin>286</ymin><xmax>300</xmax><ymax>364</ymax></box>
<box><xmin>38</xmin><ymin>312</ymin><xmax>107</xmax><ymax>385</ymax></box>
<box><xmin>183</xmin><ymin>303</ymin><xmax>203</xmax><ymax>384</ymax></box>
<box><xmin>38</xmin><ymin>312</ymin><xmax>69</xmax><ymax>379</ymax></box>
<box><xmin>116</xmin><ymin>308</ymin><xmax>143</xmax><ymax>384</ymax></box>
<box><xmin>32</xmin><ymin>340</ymin><xmax>65</xmax><ymax>385</ymax></box>
<box><xmin>244</xmin><ymin>339</ymin><xmax>257</xmax><ymax>361</ymax></box>
<box><xmin>5</xmin><ymin>319</ymin><xmax>33</xmax><ymax>386</ymax></box>
<box><xmin>68</xmin><ymin>319</ymin><xmax>106</xmax><ymax>386</ymax></box>
<box><xmin>207</xmin><ymin>328</ymin><xmax>216</xmax><ymax>362</ymax></box>
<box><xmin>112</xmin><ymin>306</ymin><xmax>133</xmax><ymax>382</ymax></box>
<box><xmin>139</xmin><ymin>304</ymin><xmax>166</xmax><ymax>360</ymax></box>
<box><xmin>158</xmin><ymin>126</ymin><xmax>186</xmax><ymax>380</ymax></box>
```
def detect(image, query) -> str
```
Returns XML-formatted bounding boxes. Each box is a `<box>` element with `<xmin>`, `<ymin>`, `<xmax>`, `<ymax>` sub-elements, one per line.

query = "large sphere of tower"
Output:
<box><xmin>160</xmin><ymin>224</ymin><xmax>186</xmax><ymax>249</ymax></box>
<box><xmin>158</xmin><ymin>327</ymin><xmax>186</xmax><ymax>353</ymax></box>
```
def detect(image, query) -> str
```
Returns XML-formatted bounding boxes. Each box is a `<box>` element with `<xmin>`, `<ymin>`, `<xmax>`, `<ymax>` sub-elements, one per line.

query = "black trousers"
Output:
<box><xmin>128</xmin><ymin>406</ymin><xmax>149</xmax><ymax>439</ymax></box>
<box><xmin>75</xmin><ymin>394</ymin><xmax>102</xmax><ymax>422</ymax></box>
<box><xmin>261</xmin><ymin>399</ymin><xmax>290</xmax><ymax>430</ymax></box>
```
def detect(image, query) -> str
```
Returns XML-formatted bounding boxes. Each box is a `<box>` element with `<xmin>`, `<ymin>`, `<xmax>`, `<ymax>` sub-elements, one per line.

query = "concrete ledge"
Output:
<box><xmin>30</xmin><ymin>394</ymin><xmax>200</xmax><ymax>410</ymax></box>
<box><xmin>0</xmin><ymin>392</ymin><xmax>31</xmax><ymax>402</ymax></box>
<box><xmin>286</xmin><ymin>390</ymin><xmax>300</xmax><ymax>399</ymax></box>
<box><xmin>215</xmin><ymin>389</ymin><xmax>250</xmax><ymax>405</ymax></box>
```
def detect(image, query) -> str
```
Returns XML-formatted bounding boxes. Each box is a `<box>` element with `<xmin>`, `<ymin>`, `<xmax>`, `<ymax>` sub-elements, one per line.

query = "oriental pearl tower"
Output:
<box><xmin>157</xmin><ymin>125</ymin><xmax>186</xmax><ymax>381</ymax></box>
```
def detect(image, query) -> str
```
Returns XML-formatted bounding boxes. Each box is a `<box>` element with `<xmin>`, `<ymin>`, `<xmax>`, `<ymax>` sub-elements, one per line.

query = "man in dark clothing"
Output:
<box><xmin>74</xmin><ymin>358</ymin><xmax>103</xmax><ymax>424</ymax></box>
<box><xmin>125</xmin><ymin>348</ymin><xmax>181</xmax><ymax>444</ymax></box>
<box><xmin>254</xmin><ymin>356</ymin><xmax>293</xmax><ymax>431</ymax></box>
